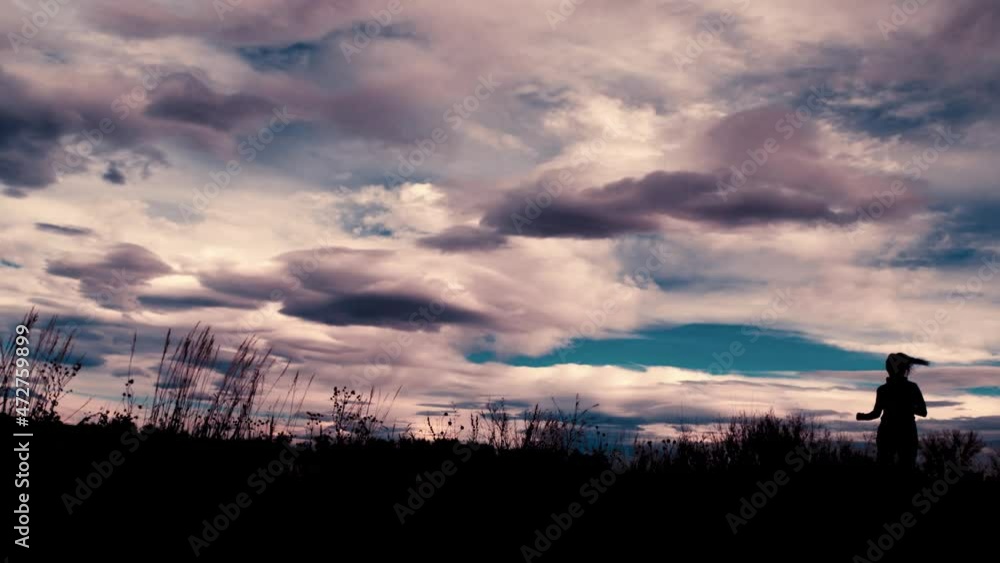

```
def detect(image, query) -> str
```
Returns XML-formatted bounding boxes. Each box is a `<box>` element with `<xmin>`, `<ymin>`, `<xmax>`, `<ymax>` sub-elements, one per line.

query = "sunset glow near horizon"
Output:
<box><xmin>1</xmin><ymin>0</ymin><xmax>998</xmax><ymax>443</ymax></box>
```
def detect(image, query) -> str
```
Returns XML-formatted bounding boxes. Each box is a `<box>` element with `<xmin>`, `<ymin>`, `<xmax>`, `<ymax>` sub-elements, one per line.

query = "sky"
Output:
<box><xmin>1</xmin><ymin>0</ymin><xmax>998</xmax><ymax>442</ymax></box>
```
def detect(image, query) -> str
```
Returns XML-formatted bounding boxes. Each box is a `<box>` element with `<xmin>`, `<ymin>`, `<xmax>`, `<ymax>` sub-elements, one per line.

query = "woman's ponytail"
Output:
<box><xmin>886</xmin><ymin>352</ymin><xmax>930</xmax><ymax>379</ymax></box>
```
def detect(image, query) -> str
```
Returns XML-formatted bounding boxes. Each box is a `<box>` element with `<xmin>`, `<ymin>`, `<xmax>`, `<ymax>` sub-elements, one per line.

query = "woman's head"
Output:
<box><xmin>885</xmin><ymin>352</ymin><xmax>930</xmax><ymax>379</ymax></box>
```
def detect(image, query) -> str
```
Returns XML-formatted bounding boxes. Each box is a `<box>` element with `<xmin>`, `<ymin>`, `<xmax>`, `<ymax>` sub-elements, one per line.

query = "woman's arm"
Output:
<box><xmin>913</xmin><ymin>384</ymin><xmax>927</xmax><ymax>417</ymax></box>
<box><xmin>856</xmin><ymin>388</ymin><xmax>883</xmax><ymax>421</ymax></box>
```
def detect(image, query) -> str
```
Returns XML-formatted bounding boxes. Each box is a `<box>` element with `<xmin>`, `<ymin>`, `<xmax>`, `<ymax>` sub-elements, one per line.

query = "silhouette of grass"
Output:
<box><xmin>1</xmin><ymin>308</ymin><xmax>82</xmax><ymax>422</ymax></box>
<box><xmin>4</xmin><ymin>311</ymin><xmax>999</xmax><ymax>560</ymax></box>
<box><xmin>145</xmin><ymin>324</ymin><xmax>310</xmax><ymax>440</ymax></box>
<box><xmin>3</xmin><ymin>311</ymin><xmax>997</xmax><ymax>472</ymax></box>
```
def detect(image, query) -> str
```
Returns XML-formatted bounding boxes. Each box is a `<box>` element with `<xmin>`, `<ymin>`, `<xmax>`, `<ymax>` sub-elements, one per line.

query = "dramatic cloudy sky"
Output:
<box><xmin>2</xmin><ymin>0</ymin><xmax>998</xmax><ymax>441</ymax></box>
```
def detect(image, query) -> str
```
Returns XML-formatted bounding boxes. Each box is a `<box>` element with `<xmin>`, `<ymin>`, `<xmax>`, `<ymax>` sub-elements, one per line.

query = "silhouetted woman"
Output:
<box><xmin>856</xmin><ymin>353</ymin><xmax>929</xmax><ymax>469</ymax></box>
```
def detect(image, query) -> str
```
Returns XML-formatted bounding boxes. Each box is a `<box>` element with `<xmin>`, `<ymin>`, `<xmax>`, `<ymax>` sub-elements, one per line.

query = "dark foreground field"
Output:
<box><xmin>11</xmin><ymin>414</ymin><xmax>998</xmax><ymax>563</ymax></box>
<box><xmin>4</xmin><ymin>314</ymin><xmax>998</xmax><ymax>562</ymax></box>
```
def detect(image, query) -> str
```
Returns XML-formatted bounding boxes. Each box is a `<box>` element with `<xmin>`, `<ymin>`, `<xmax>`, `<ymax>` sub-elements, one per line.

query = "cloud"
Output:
<box><xmin>80</xmin><ymin>0</ymin><xmax>368</xmax><ymax>44</ymax></box>
<box><xmin>886</xmin><ymin>202</ymin><xmax>1000</xmax><ymax>269</ymax></box>
<box><xmin>0</xmin><ymin>67</ymin><xmax>208</xmax><ymax>194</ymax></box>
<box><xmin>864</xmin><ymin>0</ymin><xmax>1000</xmax><ymax>87</ymax></box>
<box><xmin>35</xmin><ymin>223</ymin><xmax>94</xmax><ymax>237</ymax></box>
<box><xmin>102</xmin><ymin>163</ymin><xmax>126</xmax><ymax>185</ymax></box>
<box><xmin>482</xmin><ymin>170</ymin><xmax>862</xmax><ymax>239</ymax></box>
<box><xmin>417</xmin><ymin>226</ymin><xmax>509</xmax><ymax>252</ymax></box>
<box><xmin>925</xmin><ymin>401</ymin><xmax>964</xmax><ymax>408</ymax></box>
<box><xmin>198</xmin><ymin>247</ymin><xmax>387</xmax><ymax>301</ymax></box>
<box><xmin>137</xmin><ymin>293</ymin><xmax>257</xmax><ymax>312</ymax></box>
<box><xmin>281</xmin><ymin>292</ymin><xmax>492</xmax><ymax>331</ymax></box>
<box><xmin>47</xmin><ymin>244</ymin><xmax>173</xmax><ymax>309</ymax></box>
<box><xmin>199</xmin><ymin>246</ymin><xmax>495</xmax><ymax>330</ymax></box>
<box><xmin>111</xmin><ymin>366</ymin><xmax>152</xmax><ymax>379</ymax></box>
<box><xmin>480</xmin><ymin>99</ymin><xmax>930</xmax><ymax>240</ymax></box>
<box><xmin>0</xmin><ymin>67</ymin><xmax>80</xmax><ymax>193</ymax></box>
<box><xmin>919</xmin><ymin>416</ymin><xmax>1000</xmax><ymax>436</ymax></box>
<box><xmin>144</xmin><ymin>73</ymin><xmax>280</xmax><ymax>132</ymax></box>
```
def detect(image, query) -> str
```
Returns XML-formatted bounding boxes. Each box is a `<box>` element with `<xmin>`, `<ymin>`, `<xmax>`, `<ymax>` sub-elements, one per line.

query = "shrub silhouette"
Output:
<box><xmin>921</xmin><ymin>429</ymin><xmax>986</xmax><ymax>474</ymax></box>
